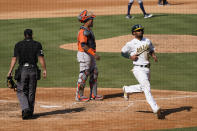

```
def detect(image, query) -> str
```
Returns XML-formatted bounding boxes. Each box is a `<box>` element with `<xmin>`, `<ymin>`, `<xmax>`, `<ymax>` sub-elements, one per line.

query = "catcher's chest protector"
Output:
<box><xmin>78</xmin><ymin>26</ymin><xmax>96</xmax><ymax>51</ymax></box>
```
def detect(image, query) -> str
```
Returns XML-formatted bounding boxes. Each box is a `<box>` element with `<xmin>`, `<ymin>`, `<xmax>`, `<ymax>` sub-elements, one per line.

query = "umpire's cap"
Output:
<box><xmin>131</xmin><ymin>24</ymin><xmax>144</xmax><ymax>33</ymax></box>
<box><xmin>78</xmin><ymin>10</ymin><xmax>96</xmax><ymax>23</ymax></box>
<box><xmin>24</xmin><ymin>29</ymin><xmax>33</xmax><ymax>36</ymax></box>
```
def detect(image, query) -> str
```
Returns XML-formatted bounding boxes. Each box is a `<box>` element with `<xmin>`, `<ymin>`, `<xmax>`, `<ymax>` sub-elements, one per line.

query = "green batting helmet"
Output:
<box><xmin>131</xmin><ymin>24</ymin><xmax>144</xmax><ymax>33</ymax></box>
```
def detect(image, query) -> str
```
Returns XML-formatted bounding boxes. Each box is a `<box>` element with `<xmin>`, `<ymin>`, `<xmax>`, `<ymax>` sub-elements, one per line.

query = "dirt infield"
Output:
<box><xmin>0</xmin><ymin>88</ymin><xmax>197</xmax><ymax>131</ymax></box>
<box><xmin>60</xmin><ymin>34</ymin><xmax>197</xmax><ymax>53</ymax></box>
<box><xmin>1</xmin><ymin>0</ymin><xmax>197</xmax><ymax>130</ymax></box>
<box><xmin>0</xmin><ymin>0</ymin><xmax>197</xmax><ymax>19</ymax></box>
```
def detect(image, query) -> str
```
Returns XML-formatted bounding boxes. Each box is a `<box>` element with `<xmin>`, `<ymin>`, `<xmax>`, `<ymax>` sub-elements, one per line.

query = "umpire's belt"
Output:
<box><xmin>22</xmin><ymin>63</ymin><xmax>36</xmax><ymax>68</ymax></box>
<box><xmin>134</xmin><ymin>64</ymin><xmax>150</xmax><ymax>68</ymax></box>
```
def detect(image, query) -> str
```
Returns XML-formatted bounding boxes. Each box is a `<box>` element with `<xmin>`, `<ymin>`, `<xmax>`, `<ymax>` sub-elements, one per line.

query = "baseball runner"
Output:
<box><xmin>75</xmin><ymin>10</ymin><xmax>103</xmax><ymax>102</ymax></box>
<box><xmin>121</xmin><ymin>24</ymin><xmax>164</xmax><ymax>119</ymax></box>
<box><xmin>126</xmin><ymin>0</ymin><xmax>153</xmax><ymax>19</ymax></box>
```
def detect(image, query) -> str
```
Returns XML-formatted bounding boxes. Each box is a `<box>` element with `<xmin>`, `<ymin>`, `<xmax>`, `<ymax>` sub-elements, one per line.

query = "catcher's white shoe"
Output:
<box><xmin>123</xmin><ymin>86</ymin><xmax>129</xmax><ymax>101</ymax></box>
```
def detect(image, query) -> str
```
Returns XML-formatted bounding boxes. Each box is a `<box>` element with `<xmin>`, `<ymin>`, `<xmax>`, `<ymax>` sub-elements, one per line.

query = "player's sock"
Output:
<box><xmin>127</xmin><ymin>2</ymin><xmax>133</xmax><ymax>15</ymax></box>
<box><xmin>139</xmin><ymin>2</ymin><xmax>146</xmax><ymax>15</ymax></box>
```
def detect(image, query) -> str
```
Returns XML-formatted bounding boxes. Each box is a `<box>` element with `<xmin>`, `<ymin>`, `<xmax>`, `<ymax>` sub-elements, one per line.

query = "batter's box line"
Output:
<box><xmin>0</xmin><ymin>100</ymin><xmax>17</xmax><ymax>103</ymax></box>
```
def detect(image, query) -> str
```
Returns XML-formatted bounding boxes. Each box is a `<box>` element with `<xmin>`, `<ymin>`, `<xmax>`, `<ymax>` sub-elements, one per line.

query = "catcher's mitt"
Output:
<box><xmin>7</xmin><ymin>76</ymin><xmax>17</xmax><ymax>91</ymax></box>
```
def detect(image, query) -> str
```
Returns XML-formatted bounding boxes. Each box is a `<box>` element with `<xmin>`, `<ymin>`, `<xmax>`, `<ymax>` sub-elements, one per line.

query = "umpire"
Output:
<box><xmin>7</xmin><ymin>29</ymin><xmax>47</xmax><ymax>120</ymax></box>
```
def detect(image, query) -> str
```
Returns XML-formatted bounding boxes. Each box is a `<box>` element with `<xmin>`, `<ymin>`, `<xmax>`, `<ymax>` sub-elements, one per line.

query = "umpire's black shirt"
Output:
<box><xmin>14</xmin><ymin>38</ymin><xmax>44</xmax><ymax>66</ymax></box>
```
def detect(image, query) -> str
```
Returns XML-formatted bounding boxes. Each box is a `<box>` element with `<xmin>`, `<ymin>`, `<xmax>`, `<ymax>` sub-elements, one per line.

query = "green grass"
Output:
<box><xmin>97</xmin><ymin>52</ymin><xmax>197</xmax><ymax>91</ymax></box>
<box><xmin>150</xmin><ymin>126</ymin><xmax>197</xmax><ymax>131</ymax></box>
<box><xmin>0</xmin><ymin>14</ymin><xmax>197</xmax><ymax>91</ymax></box>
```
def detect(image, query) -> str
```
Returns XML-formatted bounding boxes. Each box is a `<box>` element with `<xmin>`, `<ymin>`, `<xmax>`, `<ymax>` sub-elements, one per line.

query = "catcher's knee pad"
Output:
<box><xmin>76</xmin><ymin>70</ymin><xmax>90</xmax><ymax>98</ymax></box>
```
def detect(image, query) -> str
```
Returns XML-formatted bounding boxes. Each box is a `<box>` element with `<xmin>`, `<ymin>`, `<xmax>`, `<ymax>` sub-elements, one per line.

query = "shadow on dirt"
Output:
<box><xmin>103</xmin><ymin>92</ymin><xmax>143</xmax><ymax>99</ymax></box>
<box><xmin>169</xmin><ymin>3</ymin><xmax>185</xmax><ymax>5</ymax></box>
<box><xmin>137</xmin><ymin>106</ymin><xmax>192</xmax><ymax>119</ymax></box>
<box><xmin>103</xmin><ymin>93</ymin><xmax>123</xmax><ymax>99</ymax></box>
<box><xmin>32</xmin><ymin>107</ymin><xmax>85</xmax><ymax>119</ymax></box>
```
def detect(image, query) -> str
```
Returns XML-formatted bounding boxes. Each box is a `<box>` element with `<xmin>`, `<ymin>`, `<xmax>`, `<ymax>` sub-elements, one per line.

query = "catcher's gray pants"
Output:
<box><xmin>17</xmin><ymin>67</ymin><xmax>37</xmax><ymax>112</ymax></box>
<box><xmin>76</xmin><ymin>52</ymin><xmax>98</xmax><ymax>99</ymax></box>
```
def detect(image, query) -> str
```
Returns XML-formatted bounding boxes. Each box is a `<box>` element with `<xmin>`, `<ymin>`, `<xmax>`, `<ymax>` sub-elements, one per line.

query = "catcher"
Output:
<box><xmin>7</xmin><ymin>29</ymin><xmax>47</xmax><ymax>120</ymax></box>
<box><xmin>75</xmin><ymin>10</ymin><xmax>103</xmax><ymax>102</ymax></box>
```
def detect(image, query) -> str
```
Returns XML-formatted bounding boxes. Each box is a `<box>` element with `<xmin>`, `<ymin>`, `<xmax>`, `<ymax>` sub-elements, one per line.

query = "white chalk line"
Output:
<box><xmin>1</xmin><ymin>95</ymin><xmax>197</xmax><ymax>109</ymax></box>
<box><xmin>40</xmin><ymin>105</ymin><xmax>62</xmax><ymax>108</ymax></box>
<box><xmin>0</xmin><ymin>100</ymin><xmax>64</xmax><ymax>109</ymax></box>
<box><xmin>0</xmin><ymin>100</ymin><xmax>17</xmax><ymax>103</ymax></box>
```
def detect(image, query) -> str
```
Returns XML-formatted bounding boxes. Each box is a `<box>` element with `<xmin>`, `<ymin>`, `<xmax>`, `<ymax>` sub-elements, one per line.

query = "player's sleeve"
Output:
<box><xmin>121</xmin><ymin>42</ymin><xmax>132</xmax><ymax>59</ymax></box>
<box><xmin>129</xmin><ymin>45</ymin><xmax>136</xmax><ymax>56</ymax></box>
<box><xmin>149</xmin><ymin>40</ymin><xmax>155</xmax><ymax>53</ymax></box>
<box><xmin>79</xmin><ymin>30</ymin><xmax>88</xmax><ymax>47</ymax></box>
<box><xmin>37</xmin><ymin>42</ymin><xmax>44</xmax><ymax>56</ymax></box>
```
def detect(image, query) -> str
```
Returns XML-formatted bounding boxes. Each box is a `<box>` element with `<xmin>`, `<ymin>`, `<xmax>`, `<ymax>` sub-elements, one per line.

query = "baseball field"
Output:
<box><xmin>0</xmin><ymin>0</ymin><xmax>197</xmax><ymax>131</ymax></box>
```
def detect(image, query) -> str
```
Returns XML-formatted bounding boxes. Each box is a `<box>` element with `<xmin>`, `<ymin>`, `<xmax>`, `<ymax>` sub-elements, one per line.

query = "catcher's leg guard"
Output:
<box><xmin>89</xmin><ymin>68</ymin><xmax>98</xmax><ymax>97</ymax></box>
<box><xmin>76</xmin><ymin>70</ymin><xmax>90</xmax><ymax>101</ymax></box>
<box><xmin>89</xmin><ymin>67</ymin><xmax>103</xmax><ymax>100</ymax></box>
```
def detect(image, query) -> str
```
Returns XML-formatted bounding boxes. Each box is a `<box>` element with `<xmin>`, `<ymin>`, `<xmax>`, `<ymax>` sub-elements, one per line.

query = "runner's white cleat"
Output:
<box><xmin>123</xmin><ymin>86</ymin><xmax>129</xmax><ymax>101</ymax></box>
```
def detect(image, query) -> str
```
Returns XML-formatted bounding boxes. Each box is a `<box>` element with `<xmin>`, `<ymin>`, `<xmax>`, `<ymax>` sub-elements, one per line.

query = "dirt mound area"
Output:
<box><xmin>0</xmin><ymin>88</ymin><xmax>197</xmax><ymax>131</ymax></box>
<box><xmin>0</xmin><ymin>0</ymin><xmax>197</xmax><ymax>19</ymax></box>
<box><xmin>60</xmin><ymin>34</ymin><xmax>197</xmax><ymax>53</ymax></box>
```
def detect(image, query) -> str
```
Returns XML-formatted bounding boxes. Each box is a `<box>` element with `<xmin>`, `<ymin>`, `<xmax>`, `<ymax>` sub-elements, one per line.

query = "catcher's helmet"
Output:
<box><xmin>131</xmin><ymin>24</ymin><xmax>144</xmax><ymax>33</ymax></box>
<box><xmin>78</xmin><ymin>10</ymin><xmax>96</xmax><ymax>23</ymax></box>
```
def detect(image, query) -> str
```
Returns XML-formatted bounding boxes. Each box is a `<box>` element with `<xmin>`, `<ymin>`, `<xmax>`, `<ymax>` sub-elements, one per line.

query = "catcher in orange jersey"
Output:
<box><xmin>75</xmin><ymin>10</ymin><xmax>103</xmax><ymax>102</ymax></box>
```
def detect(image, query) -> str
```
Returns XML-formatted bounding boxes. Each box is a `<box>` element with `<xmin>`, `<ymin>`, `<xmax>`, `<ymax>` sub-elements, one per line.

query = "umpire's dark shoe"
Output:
<box><xmin>22</xmin><ymin>109</ymin><xmax>32</xmax><ymax>120</ymax></box>
<box><xmin>156</xmin><ymin>108</ymin><xmax>165</xmax><ymax>120</ymax></box>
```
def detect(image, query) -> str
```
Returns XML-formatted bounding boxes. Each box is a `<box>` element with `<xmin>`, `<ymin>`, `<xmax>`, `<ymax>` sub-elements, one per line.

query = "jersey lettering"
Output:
<box><xmin>136</xmin><ymin>44</ymin><xmax>149</xmax><ymax>54</ymax></box>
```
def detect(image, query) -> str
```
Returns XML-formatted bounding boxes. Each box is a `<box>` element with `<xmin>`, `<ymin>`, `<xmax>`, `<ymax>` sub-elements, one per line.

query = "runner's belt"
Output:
<box><xmin>134</xmin><ymin>64</ymin><xmax>150</xmax><ymax>68</ymax></box>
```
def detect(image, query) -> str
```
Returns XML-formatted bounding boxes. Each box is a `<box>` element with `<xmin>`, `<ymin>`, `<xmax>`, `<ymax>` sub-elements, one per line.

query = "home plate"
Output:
<box><xmin>40</xmin><ymin>105</ymin><xmax>62</xmax><ymax>108</ymax></box>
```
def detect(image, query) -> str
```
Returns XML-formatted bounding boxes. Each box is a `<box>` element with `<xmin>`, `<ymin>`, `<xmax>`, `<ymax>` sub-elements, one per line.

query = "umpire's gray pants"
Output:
<box><xmin>17</xmin><ymin>67</ymin><xmax>37</xmax><ymax>112</ymax></box>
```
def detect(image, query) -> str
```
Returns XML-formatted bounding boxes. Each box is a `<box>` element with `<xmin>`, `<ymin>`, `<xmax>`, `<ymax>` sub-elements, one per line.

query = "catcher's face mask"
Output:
<box><xmin>78</xmin><ymin>10</ymin><xmax>96</xmax><ymax>23</ymax></box>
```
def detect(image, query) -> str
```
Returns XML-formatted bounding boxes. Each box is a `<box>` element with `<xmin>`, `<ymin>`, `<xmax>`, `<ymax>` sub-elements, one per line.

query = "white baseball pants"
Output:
<box><xmin>124</xmin><ymin>66</ymin><xmax>160</xmax><ymax>113</ymax></box>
